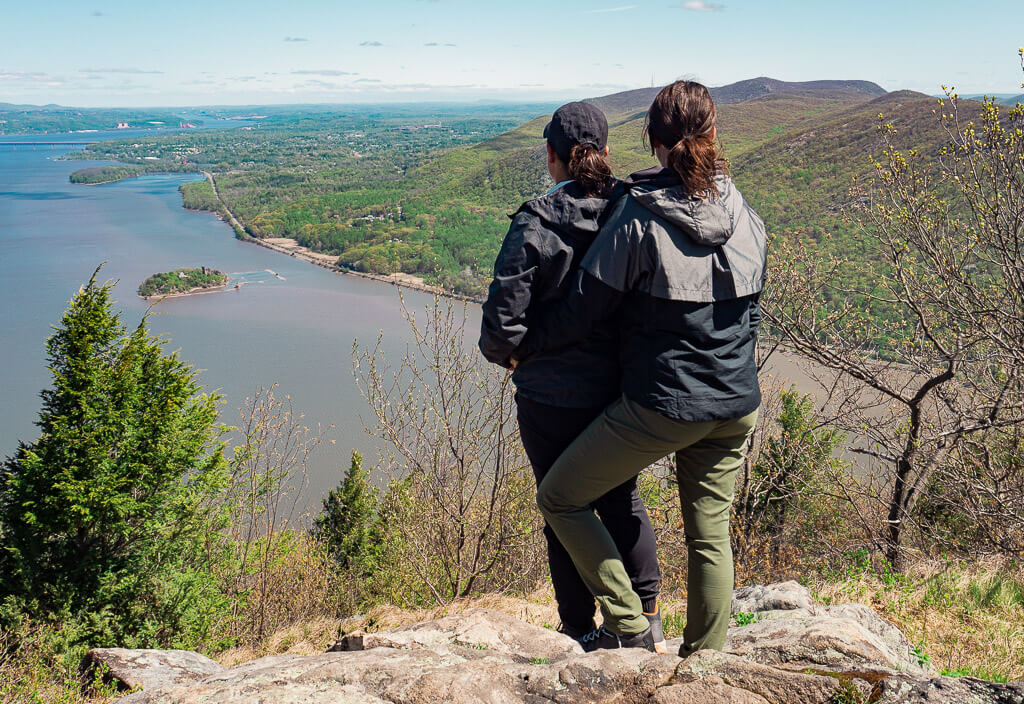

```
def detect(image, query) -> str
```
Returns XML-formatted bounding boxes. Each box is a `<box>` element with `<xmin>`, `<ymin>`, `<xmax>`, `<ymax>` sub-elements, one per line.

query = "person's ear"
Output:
<box><xmin>711</xmin><ymin>126</ymin><xmax>717</xmax><ymax>141</ymax></box>
<box><xmin>546</xmin><ymin>143</ymin><xmax>557</xmax><ymax>165</ymax></box>
<box><xmin>603</xmin><ymin>145</ymin><xmax>610</xmax><ymax>156</ymax></box>
<box><xmin>650</xmin><ymin>138</ymin><xmax>661</xmax><ymax>151</ymax></box>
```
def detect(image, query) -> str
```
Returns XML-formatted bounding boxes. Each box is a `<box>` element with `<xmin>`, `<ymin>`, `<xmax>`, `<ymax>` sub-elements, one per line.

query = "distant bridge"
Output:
<box><xmin>0</xmin><ymin>141</ymin><xmax>94</xmax><ymax>147</ymax></box>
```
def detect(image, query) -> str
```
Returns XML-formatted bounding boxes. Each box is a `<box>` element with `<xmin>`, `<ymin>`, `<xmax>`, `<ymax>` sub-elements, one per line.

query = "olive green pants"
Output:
<box><xmin>536</xmin><ymin>395</ymin><xmax>757</xmax><ymax>653</ymax></box>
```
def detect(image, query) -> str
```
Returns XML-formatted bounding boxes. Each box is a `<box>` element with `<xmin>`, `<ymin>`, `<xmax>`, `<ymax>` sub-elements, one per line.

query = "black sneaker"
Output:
<box><xmin>576</xmin><ymin>626</ymin><xmax>621</xmax><ymax>652</ymax></box>
<box><xmin>577</xmin><ymin>625</ymin><xmax>656</xmax><ymax>653</ymax></box>
<box><xmin>643</xmin><ymin>605</ymin><xmax>668</xmax><ymax>654</ymax></box>
<box><xmin>558</xmin><ymin>620</ymin><xmax>596</xmax><ymax>640</ymax></box>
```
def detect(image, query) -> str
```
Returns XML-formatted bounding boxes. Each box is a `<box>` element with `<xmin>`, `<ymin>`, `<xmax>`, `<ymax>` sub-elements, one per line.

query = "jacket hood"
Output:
<box><xmin>626</xmin><ymin>167</ymin><xmax>735</xmax><ymax>247</ymax></box>
<box><xmin>511</xmin><ymin>180</ymin><xmax>618</xmax><ymax>238</ymax></box>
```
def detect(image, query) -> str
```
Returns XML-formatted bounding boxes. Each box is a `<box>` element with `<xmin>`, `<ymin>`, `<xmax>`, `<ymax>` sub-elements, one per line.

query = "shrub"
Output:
<box><xmin>0</xmin><ymin>267</ymin><xmax>228</xmax><ymax>648</ymax></box>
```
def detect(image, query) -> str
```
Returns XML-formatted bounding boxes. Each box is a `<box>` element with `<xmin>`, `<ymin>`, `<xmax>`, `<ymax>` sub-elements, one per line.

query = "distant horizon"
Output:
<box><xmin>4</xmin><ymin>77</ymin><xmax>1022</xmax><ymax>113</ymax></box>
<box><xmin>2</xmin><ymin>0</ymin><xmax>1021</xmax><ymax>108</ymax></box>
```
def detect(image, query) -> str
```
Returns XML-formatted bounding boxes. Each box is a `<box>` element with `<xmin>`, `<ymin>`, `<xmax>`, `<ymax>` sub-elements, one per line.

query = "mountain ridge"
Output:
<box><xmin>586</xmin><ymin>77</ymin><xmax>887</xmax><ymax>119</ymax></box>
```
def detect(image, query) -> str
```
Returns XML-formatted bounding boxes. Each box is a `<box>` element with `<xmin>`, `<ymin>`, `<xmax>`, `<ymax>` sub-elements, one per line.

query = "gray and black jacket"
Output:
<box><xmin>479</xmin><ymin>181</ymin><xmax>622</xmax><ymax>408</ymax></box>
<box><xmin>517</xmin><ymin>167</ymin><xmax>767</xmax><ymax>422</ymax></box>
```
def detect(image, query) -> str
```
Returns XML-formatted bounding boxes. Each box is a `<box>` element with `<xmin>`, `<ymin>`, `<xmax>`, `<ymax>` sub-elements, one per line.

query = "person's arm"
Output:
<box><xmin>478</xmin><ymin>213</ymin><xmax>542</xmax><ymax>368</ymax></box>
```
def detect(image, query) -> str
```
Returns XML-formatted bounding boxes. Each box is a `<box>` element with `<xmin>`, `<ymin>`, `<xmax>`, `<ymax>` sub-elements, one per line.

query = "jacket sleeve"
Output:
<box><xmin>478</xmin><ymin>213</ymin><xmax>542</xmax><ymax>368</ymax></box>
<box><xmin>749</xmin><ymin>292</ymin><xmax>762</xmax><ymax>337</ymax></box>
<box><xmin>514</xmin><ymin>207</ymin><xmax>639</xmax><ymax>360</ymax></box>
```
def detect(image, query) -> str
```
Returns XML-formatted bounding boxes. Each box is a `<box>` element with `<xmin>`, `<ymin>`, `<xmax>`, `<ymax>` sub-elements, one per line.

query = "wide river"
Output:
<box><xmin>0</xmin><ymin>131</ymin><xmax>452</xmax><ymax>509</ymax></box>
<box><xmin>0</xmin><ymin>131</ymin><xmax>822</xmax><ymax>510</ymax></box>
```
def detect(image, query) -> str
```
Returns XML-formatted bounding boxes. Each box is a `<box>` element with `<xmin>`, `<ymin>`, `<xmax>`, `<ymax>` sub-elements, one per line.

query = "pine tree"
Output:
<box><xmin>313</xmin><ymin>451</ymin><xmax>380</xmax><ymax>572</ymax></box>
<box><xmin>0</xmin><ymin>268</ymin><xmax>227</xmax><ymax>644</ymax></box>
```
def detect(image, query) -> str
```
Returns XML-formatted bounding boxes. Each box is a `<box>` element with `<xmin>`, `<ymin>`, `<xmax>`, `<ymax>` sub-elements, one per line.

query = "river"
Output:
<box><xmin>0</xmin><ymin>131</ymin><xmax>449</xmax><ymax>508</ymax></box>
<box><xmin>0</xmin><ymin>130</ymin><xmax>825</xmax><ymax>511</ymax></box>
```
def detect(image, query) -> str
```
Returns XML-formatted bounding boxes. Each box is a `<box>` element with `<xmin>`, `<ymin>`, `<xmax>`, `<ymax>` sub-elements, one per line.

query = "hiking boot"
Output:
<box><xmin>643</xmin><ymin>605</ymin><xmax>668</xmax><ymax>654</ymax></box>
<box><xmin>577</xmin><ymin>625</ymin><xmax>656</xmax><ymax>653</ymax></box>
<box><xmin>618</xmin><ymin>625</ymin><xmax>656</xmax><ymax>652</ymax></box>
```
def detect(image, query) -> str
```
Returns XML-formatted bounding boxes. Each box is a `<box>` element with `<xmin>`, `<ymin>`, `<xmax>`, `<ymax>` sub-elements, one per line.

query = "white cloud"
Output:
<box><xmin>80</xmin><ymin>67</ymin><xmax>163</xmax><ymax>74</ymax></box>
<box><xmin>0</xmin><ymin>71</ymin><xmax>68</xmax><ymax>87</ymax></box>
<box><xmin>360</xmin><ymin>41</ymin><xmax>383</xmax><ymax>47</ymax></box>
<box><xmin>292</xmin><ymin>69</ymin><xmax>357</xmax><ymax>76</ymax></box>
<box><xmin>283</xmin><ymin>36</ymin><xmax>308</xmax><ymax>42</ymax></box>
<box><xmin>679</xmin><ymin>1</ymin><xmax>724</xmax><ymax>11</ymax></box>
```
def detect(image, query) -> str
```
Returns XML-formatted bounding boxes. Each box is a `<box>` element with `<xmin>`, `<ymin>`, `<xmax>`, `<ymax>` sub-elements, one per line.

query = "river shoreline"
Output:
<box><xmin>138</xmin><ymin>284</ymin><xmax>228</xmax><ymax>301</ymax></box>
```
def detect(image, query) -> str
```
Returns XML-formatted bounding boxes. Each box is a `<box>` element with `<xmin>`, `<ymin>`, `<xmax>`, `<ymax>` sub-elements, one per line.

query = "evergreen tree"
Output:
<box><xmin>0</xmin><ymin>268</ymin><xmax>227</xmax><ymax>644</ymax></box>
<box><xmin>313</xmin><ymin>451</ymin><xmax>379</xmax><ymax>571</ymax></box>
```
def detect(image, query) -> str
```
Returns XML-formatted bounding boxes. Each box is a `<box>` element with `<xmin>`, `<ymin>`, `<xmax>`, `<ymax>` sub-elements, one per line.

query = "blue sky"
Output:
<box><xmin>1</xmin><ymin>0</ymin><xmax>1021</xmax><ymax>106</ymax></box>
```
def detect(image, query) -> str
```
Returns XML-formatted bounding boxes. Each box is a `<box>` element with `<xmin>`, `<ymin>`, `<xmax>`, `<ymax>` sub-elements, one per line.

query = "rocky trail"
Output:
<box><xmin>83</xmin><ymin>582</ymin><xmax>1024</xmax><ymax>704</ymax></box>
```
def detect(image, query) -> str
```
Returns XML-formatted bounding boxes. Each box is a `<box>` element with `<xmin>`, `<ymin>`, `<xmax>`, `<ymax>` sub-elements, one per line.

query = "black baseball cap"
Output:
<box><xmin>543</xmin><ymin>102</ymin><xmax>608</xmax><ymax>163</ymax></box>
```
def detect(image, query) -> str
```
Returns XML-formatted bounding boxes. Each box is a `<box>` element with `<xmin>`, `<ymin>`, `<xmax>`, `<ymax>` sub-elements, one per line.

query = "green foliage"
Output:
<box><xmin>660</xmin><ymin>609</ymin><xmax>686</xmax><ymax>639</ymax></box>
<box><xmin>733</xmin><ymin>611</ymin><xmax>760</xmax><ymax>627</ymax></box>
<box><xmin>0</xmin><ymin>105</ymin><xmax>192</xmax><ymax>135</ymax></box>
<box><xmin>69</xmin><ymin>161</ymin><xmax>197</xmax><ymax>185</ymax></box>
<box><xmin>942</xmin><ymin>666</ymin><xmax>1009</xmax><ymax>682</ymax></box>
<box><xmin>312</xmin><ymin>451</ymin><xmax>380</xmax><ymax>572</ymax></box>
<box><xmin>0</xmin><ymin>267</ymin><xmax>228</xmax><ymax>648</ymax></box>
<box><xmin>911</xmin><ymin>643</ymin><xmax>931</xmax><ymax>668</ymax></box>
<box><xmin>754</xmin><ymin>387</ymin><xmax>846</xmax><ymax>530</ymax></box>
<box><xmin>0</xmin><ymin>617</ymin><xmax>122</xmax><ymax>704</ymax></box>
<box><xmin>138</xmin><ymin>267</ymin><xmax>227</xmax><ymax>297</ymax></box>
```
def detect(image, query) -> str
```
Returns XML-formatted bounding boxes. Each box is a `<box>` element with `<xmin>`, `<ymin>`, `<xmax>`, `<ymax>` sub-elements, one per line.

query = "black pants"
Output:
<box><xmin>516</xmin><ymin>393</ymin><xmax>661</xmax><ymax>632</ymax></box>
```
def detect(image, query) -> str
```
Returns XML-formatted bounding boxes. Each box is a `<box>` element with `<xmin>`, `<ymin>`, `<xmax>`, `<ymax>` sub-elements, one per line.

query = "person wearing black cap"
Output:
<box><xmin>478</xmin><ymin>102</ymin><xmax>663</xmax><ymax>653</ymax></box>
<box><xmin>519</xmin><ymin>82</ymin><xmax>765</xmax><ymax>656</ymax></box>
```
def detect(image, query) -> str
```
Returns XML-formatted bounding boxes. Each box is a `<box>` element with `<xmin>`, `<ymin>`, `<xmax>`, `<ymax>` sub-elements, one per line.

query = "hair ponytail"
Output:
<box><xmin>643</xmin><ymin>81</ymin><xmax>726</xmax><ymax>199</ymax></box>
<box><xmin>567</xmin><ymin>143</ymin><xmax>613</xmax><ymax>198</ymax></box>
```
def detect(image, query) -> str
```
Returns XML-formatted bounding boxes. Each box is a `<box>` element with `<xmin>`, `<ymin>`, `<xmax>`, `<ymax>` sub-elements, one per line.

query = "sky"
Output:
<box><xmin>1</xmin><ymin>0</ymin><xmax>1022</xmax><ymax>107</ymax></box>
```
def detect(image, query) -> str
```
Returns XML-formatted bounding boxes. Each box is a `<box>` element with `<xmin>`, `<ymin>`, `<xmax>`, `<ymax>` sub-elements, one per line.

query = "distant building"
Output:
<box><xmin>116</xmin><ymin>122</ymin><xmax>130</xmax><ymax>129</ymax></box>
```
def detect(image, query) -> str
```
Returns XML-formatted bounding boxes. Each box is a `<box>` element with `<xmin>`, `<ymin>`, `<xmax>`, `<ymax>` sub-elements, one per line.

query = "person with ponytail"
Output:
<box><xmin>479</xmin><ymin>102</ymin><xmax>665</xmax><ymax>653</ymax></box>
<box><xmin>514</xmin><ymin>82</ymin><xmax>767</xmax><ymax>654</ymax></box>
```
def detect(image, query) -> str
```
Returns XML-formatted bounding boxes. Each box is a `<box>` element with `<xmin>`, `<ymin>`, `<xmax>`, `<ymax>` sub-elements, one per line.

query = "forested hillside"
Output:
<box><xmin>69</xmin><ymin>78</ymin><xmax>977</xmax><ymax>298</ymax></box>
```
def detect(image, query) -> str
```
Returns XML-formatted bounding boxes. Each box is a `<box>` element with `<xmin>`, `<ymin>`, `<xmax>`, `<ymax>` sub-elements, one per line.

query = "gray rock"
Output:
<box><xmin>874</xmin><ymin>674</ymin><xmax>1024</xmax><ymax>703</ymax></box>
<box><xmin>653</xmin><ymin>679</ymin><xmax>771</xmax><ymax>703</ymax></box>
<box><xmin>513</xmin><ymin>648</ymin><xmax>680</xmax><ymax>702</ymax></box>
<box><xmin>675</xmin><ymin>649</ymin><xmax>842</xmax><ymax>704</ymax></box>
<box><xmin>106</xmin><ymin>596</ymin><xmax>1016</xmax><ymax>704</ymax></box>
<box><xmin>722</xmin><ymin>612</ymin><xmax>926</xmax><ymax>677</ymax></box>
<box><xmin>80</xmin><ymin>648</ymin><xmax>224</xmax><ymax>692</ymax></box>
<box><xmin>731</xmin><ymin>581</ymin><xmax>814</xmax><ymax>614</ymax></box>
<box><xmin>118</xmin><ymin>646</ymin><xmax>678</xmax><ymax>704</ymax></box>
<box><xmin>330</xmin><ymin>607</ymin><xmax>582</xmax><ymax>663</ymax></box>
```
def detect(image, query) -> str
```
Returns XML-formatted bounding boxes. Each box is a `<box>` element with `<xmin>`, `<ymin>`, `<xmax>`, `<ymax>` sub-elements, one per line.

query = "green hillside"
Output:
<box><xmin>68</xmin><ymin>77</ymin><xmax>971</xmax><ymax>299</ymax></box>
<box><xmin>302</xmin><ymin>79</ymin><xmax>894</xmax><ymax>295</ymax></box>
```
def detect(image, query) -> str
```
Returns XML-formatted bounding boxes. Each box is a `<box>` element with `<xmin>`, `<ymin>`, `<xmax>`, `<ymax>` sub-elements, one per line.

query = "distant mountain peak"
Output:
<box><xmin>586</xmin><ymin>77</ymin><xmax>887</xmax><ymax>118</ymax></box>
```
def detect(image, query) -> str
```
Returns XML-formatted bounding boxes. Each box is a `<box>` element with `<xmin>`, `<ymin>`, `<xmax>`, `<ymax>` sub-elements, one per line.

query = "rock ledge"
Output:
<box><xmin>91</xmin><ymin>584</ymin><xmax>1022</xmax><ymax>704</ymax></box>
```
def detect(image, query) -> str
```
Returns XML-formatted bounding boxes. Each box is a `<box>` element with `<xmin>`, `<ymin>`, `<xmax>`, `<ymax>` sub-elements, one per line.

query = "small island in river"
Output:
<box><xmin>138</xmin><ymin>267</ymin><xmax>229</xmax><ymax>299</ymax></box>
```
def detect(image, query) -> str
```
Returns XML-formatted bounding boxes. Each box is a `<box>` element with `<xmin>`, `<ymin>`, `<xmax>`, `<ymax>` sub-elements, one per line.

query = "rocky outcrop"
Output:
<box><xmin>731</xmin><ymin>581</ymin><xmax>814</xmax><ymax>614</ymax></box>
<box><xmin>80</xmin><ymin>648</ymin><xmax>224</xmax><ymax>692</ymax></box>
<box><xmin>104</xmin><ymin>584</ymin><xmax>1024</xmax><ymax>704</ymax></box>
<box><xmin>329</xmin><ymin>608</ymin><xmax>582</xmax><ymax>664</ymax></box>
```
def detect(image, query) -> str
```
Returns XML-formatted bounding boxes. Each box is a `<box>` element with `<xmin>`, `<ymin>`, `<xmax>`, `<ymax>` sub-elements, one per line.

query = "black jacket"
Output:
<box><xmin>479</xmin><ymin>181</ymin><xmax>621</xmax><ymax>408</ymax></box>
<box><xmin>517</xmin><ymin>167</ymin><xmax>767</xmax><ymax>422</ymax></box>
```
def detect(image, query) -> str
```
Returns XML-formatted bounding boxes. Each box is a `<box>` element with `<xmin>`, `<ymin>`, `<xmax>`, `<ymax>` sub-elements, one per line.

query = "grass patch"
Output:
<box><xmin>812</xmin><ymin>559</ymin><xmax>1024</xmax><ymax>681</ymax></box>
